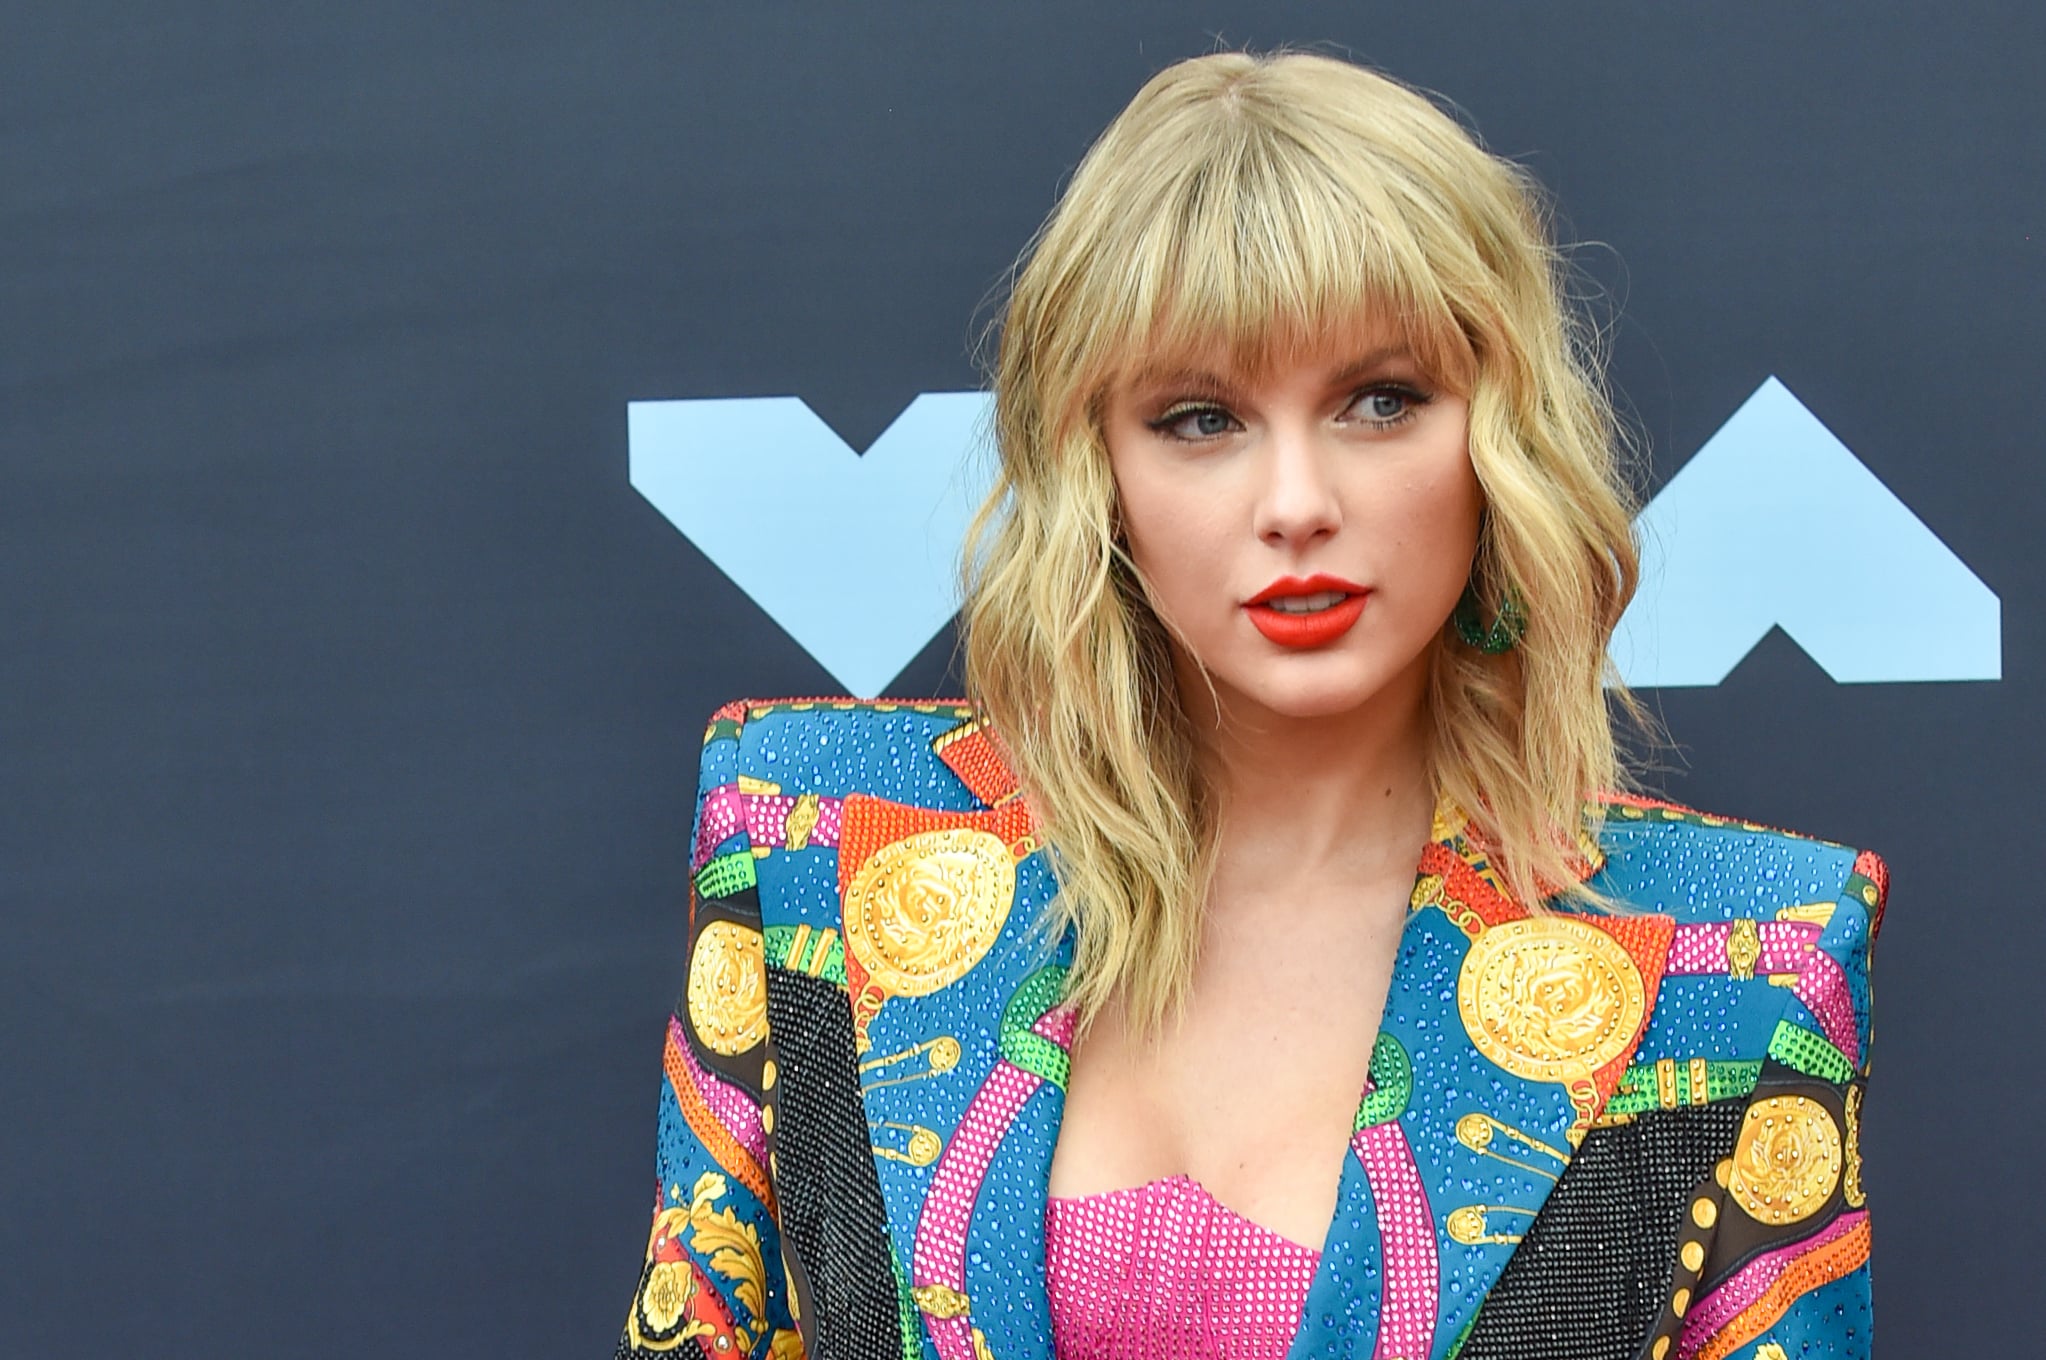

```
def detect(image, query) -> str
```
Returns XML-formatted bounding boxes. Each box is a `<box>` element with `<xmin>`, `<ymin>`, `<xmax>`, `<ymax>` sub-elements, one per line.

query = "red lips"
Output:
<box><xmin>1243</xmin><ymin>574</ymin><xmax>1370</xmax><ymax>648</ymax></box>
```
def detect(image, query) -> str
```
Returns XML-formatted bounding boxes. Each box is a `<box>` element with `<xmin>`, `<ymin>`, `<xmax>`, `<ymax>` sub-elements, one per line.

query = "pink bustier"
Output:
<box><xmin>1044</xmin><ymin>1174</ymin><xmax>1320</xmax><ymax>1359</ymax></box>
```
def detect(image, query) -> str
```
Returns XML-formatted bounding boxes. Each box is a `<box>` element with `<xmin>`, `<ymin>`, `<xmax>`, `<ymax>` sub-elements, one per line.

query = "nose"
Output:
<box><xmin>1251</xmin><ymin>420</ymin><xmax>1342</xmax><ymax>550</ymax></box>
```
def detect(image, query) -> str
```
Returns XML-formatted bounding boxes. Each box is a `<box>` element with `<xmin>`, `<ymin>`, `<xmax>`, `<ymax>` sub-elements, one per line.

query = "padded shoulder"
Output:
<box><xmin>1586</xmin><ymin>794</ymin><xmax>1886</xmax><ymax>1080</ymax></box>
<box><xmin>1589</xmin><ymin>794</ymin><xmax>1884</xmax><ymax>940</ymax></box>
<box><xmin>713</xmin><ymin>696</ymin><xmax>1005</xmax><ymax>810</ymax></box>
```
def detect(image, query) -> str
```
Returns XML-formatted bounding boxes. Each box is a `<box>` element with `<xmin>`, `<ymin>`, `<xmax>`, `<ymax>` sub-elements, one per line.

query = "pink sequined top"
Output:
<box><xmin>1043</xmin><ymin>1174</ymin><xmax>1321</xmax><ymax>1359</ymax></box>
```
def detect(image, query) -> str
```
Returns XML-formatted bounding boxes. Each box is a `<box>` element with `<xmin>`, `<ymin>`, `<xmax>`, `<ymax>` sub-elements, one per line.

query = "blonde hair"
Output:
<box><xmin>960</xmin><ymin>49</ymin><xmax>1643</xmax><ymax>1034</ymax></box>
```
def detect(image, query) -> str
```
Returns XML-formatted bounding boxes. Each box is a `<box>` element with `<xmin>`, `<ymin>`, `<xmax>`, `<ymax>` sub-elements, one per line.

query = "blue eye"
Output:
<box><xmin>1354</xmin><ymin>386</ymin><xmax>1429</xmax><ymax>424</ymax></box>
<box><xmin>1149</xmin><ymin>404</ymin><xmax>1239</xmax><ymax>441</ymax></box>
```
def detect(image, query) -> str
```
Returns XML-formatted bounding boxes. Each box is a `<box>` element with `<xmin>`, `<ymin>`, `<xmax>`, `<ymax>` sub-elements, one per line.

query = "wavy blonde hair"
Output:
<box><xmin>960</xmin><ymin>49</ymin><xmax>1643</xmax><ymax>1034</ymax></box>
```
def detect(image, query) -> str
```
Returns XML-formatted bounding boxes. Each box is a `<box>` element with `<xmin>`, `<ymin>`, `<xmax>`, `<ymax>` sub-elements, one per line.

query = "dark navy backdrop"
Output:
<box><xmin>4</xmin><ymin>4</ymin><xmax>2036</xmax><ymax>1354</ymax></box>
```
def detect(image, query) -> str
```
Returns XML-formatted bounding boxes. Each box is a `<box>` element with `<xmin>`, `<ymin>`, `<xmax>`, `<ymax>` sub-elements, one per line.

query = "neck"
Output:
<box><xmin>1178</xmin><ymin>651</ymin><xmax>1440</xmax><ymax>890</ymax></box>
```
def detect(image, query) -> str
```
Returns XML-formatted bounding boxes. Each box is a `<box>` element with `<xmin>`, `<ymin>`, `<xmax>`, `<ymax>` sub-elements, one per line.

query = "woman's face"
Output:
<box><xmin>1101</xmin><ymin>318</ymin><xmax>1483</xmax><ymax>726</ymax></box>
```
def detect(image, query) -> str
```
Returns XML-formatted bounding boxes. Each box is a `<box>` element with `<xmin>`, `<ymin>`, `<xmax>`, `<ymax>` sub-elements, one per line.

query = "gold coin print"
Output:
<box><xmin>1729</xmin><ymin>1094</ymin><xmax>1843</xmax><ymax>1225</ymax></box>
<box><xmin>1457</xmin><ymin>917</ymin><xmax>1647</xmax><ymax>1084</ymax></box>
<box><xmin>686</xmin><ymin>919</ymin><xmax>769</xmax><ymax>1055</ymax></box>
<box><xmin>845</xmin><ymin>828</ymin><xmax>1016</xmax><ymax>997</ymax></box>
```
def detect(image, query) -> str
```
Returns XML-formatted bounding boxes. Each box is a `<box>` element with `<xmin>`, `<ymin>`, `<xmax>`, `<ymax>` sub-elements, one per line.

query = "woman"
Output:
<box><xmin>616</xmin><ymin>50</ymin><xmax>1881</xmax><ymax>1360</ymax></box>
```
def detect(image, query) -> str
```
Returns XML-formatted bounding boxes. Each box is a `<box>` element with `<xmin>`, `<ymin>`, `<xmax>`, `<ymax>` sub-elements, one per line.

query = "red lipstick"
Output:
<box><xmin>1243</xmin><ymin>574</ymin><xmax>1370</xmax><ymax>649</ymax></box>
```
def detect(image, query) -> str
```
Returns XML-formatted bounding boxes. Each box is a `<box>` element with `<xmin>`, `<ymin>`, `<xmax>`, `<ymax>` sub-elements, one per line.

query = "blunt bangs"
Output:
<box><xmin>1062</xmin><ymin>89</ymin><xmax>1482</xmax><ymax>425</ymax></box>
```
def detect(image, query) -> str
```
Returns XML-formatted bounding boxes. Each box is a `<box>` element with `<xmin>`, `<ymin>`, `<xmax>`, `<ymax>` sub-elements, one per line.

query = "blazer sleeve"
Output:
<box><xmin>1675</xmin><ymin>848</ymin><xmax>1886</xmax><ymax>1360</ymax></box>
<box><xmin>615</xmin><ymin>702</ymin><xmax>804</xmax><ymax>1360</ymax></box>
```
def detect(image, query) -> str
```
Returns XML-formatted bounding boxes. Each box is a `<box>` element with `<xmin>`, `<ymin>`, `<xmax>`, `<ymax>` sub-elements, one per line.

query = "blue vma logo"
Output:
<box><xmin>629</xmin><ymin>377</ymin><xmax>2000</xmax><ymax>696</ymax></box>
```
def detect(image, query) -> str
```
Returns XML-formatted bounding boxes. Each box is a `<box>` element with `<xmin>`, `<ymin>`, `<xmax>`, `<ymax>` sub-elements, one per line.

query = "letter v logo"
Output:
<box><xmin>1612</xmin><ymin>376</ymin><xmax>2000</xmax><ymax>685</ymax></box>
<box><xmin>628</xmin><ymin>393</ymin><xmax>995</xmax><ymax>696</ymax></box>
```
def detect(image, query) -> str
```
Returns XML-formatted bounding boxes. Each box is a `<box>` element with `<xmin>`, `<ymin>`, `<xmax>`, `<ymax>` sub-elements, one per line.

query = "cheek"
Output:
<box><xmin>1106</xmin><ymin>437</ymin><xmax>1226</xmax><ymax>618</ymax></box>
<box><xmin>1378</xmin><ymin>445</ymin><xmax>1482</xmax><ymax>554</ymax></box>
<box><xmin>1121</xmin><ymin>488</ymin><xmax>1230</xmax><ymax>616</ymax></box>
<box><xmin>1442</xmin><ymin>462</ymin><xmax>1486</xmax><ymax>553</ymax></box>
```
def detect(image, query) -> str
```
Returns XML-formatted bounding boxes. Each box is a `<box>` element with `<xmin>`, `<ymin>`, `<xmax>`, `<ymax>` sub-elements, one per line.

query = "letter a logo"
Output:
<box><xmin>1612</xmin><ymin>377</ymin><xmax>1999</xmax><ymax>686</ymax></box>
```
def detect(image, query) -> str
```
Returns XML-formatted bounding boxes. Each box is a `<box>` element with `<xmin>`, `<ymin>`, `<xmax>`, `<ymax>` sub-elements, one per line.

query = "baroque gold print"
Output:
<box><xmin>687</xmin><ymin>919</ymin><xmax>769</xmax><ymax>1056</ymax></box>
<box><xmin>1457</xmin><ymin>917</ymin><xmax>1647</xmax><ymax>1084</ymax></box>
<box><xmin>627</xmin><ymin>1172</ymin><xmax>799</xmax><ymax>1356</ymax></box>
<box><xmin>1729</xmin><ymin>1094</ymin><xmax>1842</xmax><ymax>1225</ymax></box>
<box><xmin>845</xmin><ymin>828</ymin><xmax>1015</xmax><ymax>997</ymax></box>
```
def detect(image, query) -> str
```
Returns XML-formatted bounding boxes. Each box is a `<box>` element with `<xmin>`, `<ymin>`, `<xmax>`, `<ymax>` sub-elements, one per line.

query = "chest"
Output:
<box><xmin>1046</xmin><ymin>892</ymin><xmax>1405</xmax><ymax>1248</ymax></box>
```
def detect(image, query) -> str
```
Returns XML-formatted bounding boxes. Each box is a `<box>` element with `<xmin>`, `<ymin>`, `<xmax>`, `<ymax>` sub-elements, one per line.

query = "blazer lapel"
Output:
<box><xmin>1289</xmin><ymin>809</ymin><xmax>1672</xmax><ymax>1360</ymax></box>
<box><xmin>833</xmin><ymin>715</ymin><xmax>1068</xmax><ymax>1360</ymax></box>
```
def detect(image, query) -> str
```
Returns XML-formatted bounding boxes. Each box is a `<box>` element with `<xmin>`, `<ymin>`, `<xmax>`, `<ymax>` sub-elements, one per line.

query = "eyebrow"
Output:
<box><xmin>1128</xmin><ymin>344</ymin><xmax>1420</xmax><ymax>396</ymax></box>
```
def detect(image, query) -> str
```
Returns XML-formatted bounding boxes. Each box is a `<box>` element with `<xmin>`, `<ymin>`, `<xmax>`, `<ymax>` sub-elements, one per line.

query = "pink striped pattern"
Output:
<box><xmin>690</xmin><ymin>784</ymin><xmax>845</xmax><ymax>870</ymax></box>
<box><xmin>668</xmin><ymin>1016</ymin><xmax>767</xmax><ymax>1165</ymax></box>
<box><xmin>1351</xmin><ymin>1122</ymin><xmax>1439</xmax><ymax>1360</ymax></box>
<box><xmin>1665</xmin><ymin>921</ymin><xmax>1859</xmax><ymax>1063</ymax></box>
<box><xmin>1674</xmin><ymin>1210</ymin><xmax>1870</xmax><ymax>1359</ymax></box>
<box><xmin>910</xmin><ymin>1008</ymin><xmax>1075</xmax><ymax>1360</ymax></box>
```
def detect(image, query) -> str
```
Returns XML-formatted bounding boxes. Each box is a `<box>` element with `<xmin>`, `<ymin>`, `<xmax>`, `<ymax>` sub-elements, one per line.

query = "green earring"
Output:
<box><xmin>1453</xmin><ymin>584</ymin><xmax>1525</xmax><ymax>654</ymax></box>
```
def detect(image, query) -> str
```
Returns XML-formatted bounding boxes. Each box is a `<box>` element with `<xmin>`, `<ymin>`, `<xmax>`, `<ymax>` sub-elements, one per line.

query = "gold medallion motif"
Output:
<box><xmin>1729</xmin><ymin>1094</ymin><xmax>1843</xmax><ymax>1225</ymax></box>
<box><xmin>1457</xmin><ymin>917</ymin><xmax>1647</xmax><ymax>1084</ymax></box>
<box><xmin>845</xmin><ymin>828</ymin><xmax>1015</xmax><ymax>996</ymax></box>
<box><xmin>687</xmin><ymin>919</ymin><xmax>769</xmax><ymax>1055</ymax></box>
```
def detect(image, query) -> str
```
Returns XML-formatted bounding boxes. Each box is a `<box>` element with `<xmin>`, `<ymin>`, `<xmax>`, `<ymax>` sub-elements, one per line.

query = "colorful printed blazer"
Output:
<box><xmin>616</xmin><ymin>699</ymin><xmax>1883</xmax><ymax>1360</ymax></box>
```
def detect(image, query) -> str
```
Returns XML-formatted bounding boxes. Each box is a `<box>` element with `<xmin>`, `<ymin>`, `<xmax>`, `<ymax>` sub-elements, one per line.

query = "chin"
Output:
<box><xmin>1215</xmin><ymin>653</ymin><xmax>1412</xmax><ymax>723</ymax></box>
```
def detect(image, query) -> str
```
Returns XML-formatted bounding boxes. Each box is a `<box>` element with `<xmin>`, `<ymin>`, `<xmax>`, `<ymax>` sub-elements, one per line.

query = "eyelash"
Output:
<box><xmin>1145</xmin><ymin>383</ymin><xmax>1434</xmax><ymax>442</ymax></box>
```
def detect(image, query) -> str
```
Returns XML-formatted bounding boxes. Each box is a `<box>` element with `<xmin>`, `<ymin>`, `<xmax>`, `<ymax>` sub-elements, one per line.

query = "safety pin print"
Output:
<box><xmin>870</xmin><ymin>1119</ymin><xmax>945</xmax><ymax>1166</ymax></box>
<box><xmin>858</xmin><ymin>1035</ymin><xmax>963</xmax><ymax>1093</ymax></box>
<box><xmin>1446</xmin><ymin>1202</ymin><xmax>1539</xmax><ymax>1246</ymax></box>
<box><xmin>1456</xmin><ymin>1111</ymin><xmax>1569</xmax><ymax>1182</ymax></box>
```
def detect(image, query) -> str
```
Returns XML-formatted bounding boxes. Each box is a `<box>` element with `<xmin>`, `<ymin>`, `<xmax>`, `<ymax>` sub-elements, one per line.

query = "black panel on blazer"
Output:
<box><xmin>762</xmin><ymin>965</ymin><xmax>905</xmax><ymax>1360</ymax></box>
<box><xmin>1458</xmin><ymin>1101</ymin><xmax>1746</xmax><ymax>1360</ymax></box>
